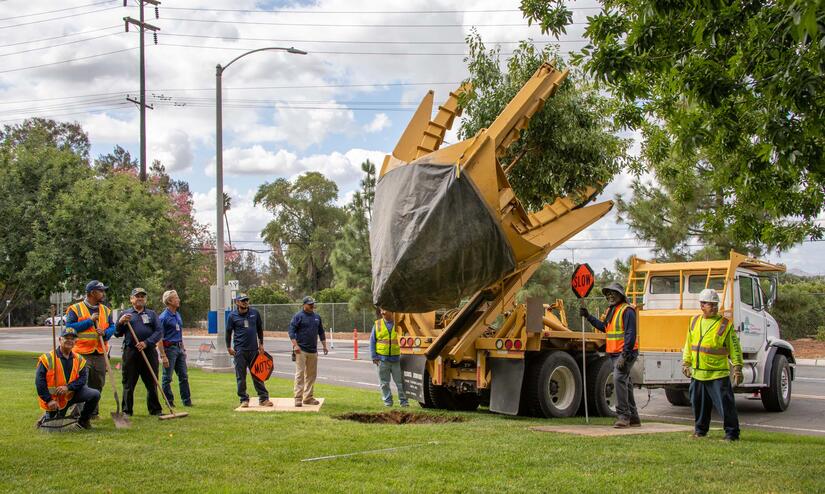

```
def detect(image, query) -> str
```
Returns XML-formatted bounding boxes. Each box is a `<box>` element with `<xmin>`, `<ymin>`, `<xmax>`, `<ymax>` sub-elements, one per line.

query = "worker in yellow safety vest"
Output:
<box><xmin>581</xmin><ymin>282</ymin><xmax>640</xmax><ymax>428</ymax></box>
<box><xmin>682</xmin><ymin>288</ymin><xmax>744</xmax><ymax>441</ymax></box>
<box><xmin>370</xmin><ymin>308</ymin><xmax>408</xmax><ymax>407</ymax></box>
<box><xmin>64</xmin><ymin>280</ymin><xmax>115</xmax><ymax>419</ymax></box>
<box><xmin>35</xmin><ymin>327</ymin><xmax>101</xmax><ymax>430</ymax></box>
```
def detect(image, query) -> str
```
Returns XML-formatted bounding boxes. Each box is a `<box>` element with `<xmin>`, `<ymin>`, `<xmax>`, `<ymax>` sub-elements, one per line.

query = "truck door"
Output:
<box><xmin>734</xmin><ymin>273</ymin><xmax>767</xmax><ymax>353</ymax></box>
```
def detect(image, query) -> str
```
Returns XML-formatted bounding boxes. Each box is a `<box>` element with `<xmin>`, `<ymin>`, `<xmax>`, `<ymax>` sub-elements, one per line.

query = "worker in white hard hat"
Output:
<box><xmin>682</xmin><ymin>288</ymin><xmax>744</xmax><ymax>441</ymax></box>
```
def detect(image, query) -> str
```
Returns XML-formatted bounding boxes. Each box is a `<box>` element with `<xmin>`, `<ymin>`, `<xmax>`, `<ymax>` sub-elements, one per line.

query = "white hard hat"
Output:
<box><xmin>698</xmin><ymin>288</ymin><xmax>720</xmax><ymax>304</ymax></box>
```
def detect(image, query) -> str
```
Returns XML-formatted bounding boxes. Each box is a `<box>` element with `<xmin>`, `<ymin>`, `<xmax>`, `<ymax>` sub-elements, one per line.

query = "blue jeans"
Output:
<box><xmin>234</xmin><ymin>349</ymin><xmax>269</xmax><ymax>403</ymax></box>
<box><xmin>161</xmin><ymin>344</ymin><xmax>191</xmax><ymax>406</ymax></box>
<box><xmin>690</xmin><ymin>377</ymin><xmax>740</xmax><ymax>439</ymax></box>
<box><xmin>48</xmin><ymin>385</ymin><xmax>100</xmax><ymax>421</ymax></box>
<box><xmin>377</xmin><ymin>360</ymin><xmax>407</xmax><ymax>406</ymax></box>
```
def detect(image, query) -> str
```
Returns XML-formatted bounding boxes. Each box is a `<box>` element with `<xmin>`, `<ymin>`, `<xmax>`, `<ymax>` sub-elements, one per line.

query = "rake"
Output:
<box><xmin>126</xmin><ymin>322</ymin><xmax>188</xmax><ymax>420</ymax></box>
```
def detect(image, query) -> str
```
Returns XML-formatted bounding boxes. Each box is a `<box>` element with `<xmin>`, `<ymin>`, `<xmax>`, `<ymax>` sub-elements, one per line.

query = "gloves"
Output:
<box><xmin>579</xmin><ymin>307</ymin><xmax>590</xmax><ymax>318</ymax></box>
<box><xmin>616</xmin><ymin>355</ymin><xmax>626</xmax><ymax>372</ymax></box>
<box><xmin>682</xmin><ymin>362</ymin><xmax>692</xmax><ymax>378</ymax></box>
<box><xmin>732</xmin><ymin>366</ymin><xmax>743</xmax><ymax>386</ymax></box>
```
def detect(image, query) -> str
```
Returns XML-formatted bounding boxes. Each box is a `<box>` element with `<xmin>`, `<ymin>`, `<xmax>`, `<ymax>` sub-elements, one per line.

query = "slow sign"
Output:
<box><xmin>251</xmin><ymin>351</ymin><xmax>274</xmax><ymax>381</ymax></box>
<box><xmin>571</xmin><ymin>263</ymin><xmax>595</xmax><ymax>299</ymax></box>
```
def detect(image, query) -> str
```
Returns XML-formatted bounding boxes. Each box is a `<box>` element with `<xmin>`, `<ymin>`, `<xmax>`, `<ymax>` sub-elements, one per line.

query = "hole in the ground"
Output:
<box><xmin>334</xmin><ymin>411</ymin><xmax>467</xmax><ymax>424</ymax></box>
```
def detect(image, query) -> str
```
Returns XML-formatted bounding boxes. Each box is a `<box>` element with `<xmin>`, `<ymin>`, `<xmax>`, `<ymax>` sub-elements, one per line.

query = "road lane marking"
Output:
<box><xmin>796</xmin><ymin>377</ymin><xmax>825</xmax><ymax>383</ymax></box>
<box><xmin>794</xmin><ymin>394</ymin><xmax>825</xmax><ymax>400</ymax></box>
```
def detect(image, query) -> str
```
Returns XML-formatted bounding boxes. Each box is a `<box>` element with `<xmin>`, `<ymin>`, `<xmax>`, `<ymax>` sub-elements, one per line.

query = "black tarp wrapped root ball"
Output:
<box><xmin>370</xmin><ymin>161</ymin><xmax>515</xmax><ymax>312</ymax></box>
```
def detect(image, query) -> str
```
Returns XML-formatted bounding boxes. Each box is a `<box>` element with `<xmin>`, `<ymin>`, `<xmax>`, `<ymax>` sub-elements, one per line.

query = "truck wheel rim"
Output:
<box><xmin>548</xmin><ymin>367</ymin><xmax>575</xmax><ymax>410</ymax></box>
<box><xmin>604</xmin><ymin>373</ymin><xmax>616</xmax><ymax>412</ymax></box>
<box><xmin>781</xmin><ymin>365</ymin><xmax>790</xmax><ymax>402</ymax></box>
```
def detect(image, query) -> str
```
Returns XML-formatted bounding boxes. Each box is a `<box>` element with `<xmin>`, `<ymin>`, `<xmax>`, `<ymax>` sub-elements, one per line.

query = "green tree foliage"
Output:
<box><xmin>247</xmin><ymin>284</ymin><xmax>292</xmax><ymax>304</ymax></box>
<box><xmin>330</xmin><ymin>160</ymin><xmax>375</xmax><ymax>312</ymax></box>
<box><xmin>771</xmin><ymin>275</ymin><xmax>825</xmax><ymax>340</ymax></box>
<box><xmin>459</xmin><ymin>32</ymin><xmax>631</xmax><ymax>210</ymax></box>
<box><xmin>314</xmin><ymin>287</ymin><xmax>357</xmax><ymax>303</ymax></box>
<box><xmin>522</xmin><ymin>0</ymin><xmax>825</xmax><ymax>255</ymax></box>
<box><xmin>0</xmin><ymin>120</ymin><xmax>207</xmax><ymax>322</ymax></box>
<box><xmin>254</xmin><ymin>172</ymin><xmax>346</xmax><ymax>296</ymax></box>
<box><xmin>93</xmin><ymin>145</ymin><xmax>137</xmax><ymax>175</ymax></box>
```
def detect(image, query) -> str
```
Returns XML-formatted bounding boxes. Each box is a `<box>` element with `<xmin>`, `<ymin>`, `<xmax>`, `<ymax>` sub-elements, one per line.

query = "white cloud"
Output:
<box><xmin>364</xmin><ymin>113</ymin><xmax>390</xmax><ymax>133</ymax></box>
<box><xmin>152</xmin><ymin>129</ymin><xmax>195</xmax><ymax>172</ymax></box>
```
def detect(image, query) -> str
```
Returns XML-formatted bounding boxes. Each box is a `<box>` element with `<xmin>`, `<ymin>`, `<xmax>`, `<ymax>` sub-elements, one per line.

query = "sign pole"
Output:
<box><xmin>571</xmin><ymin>263</ymin><xmax>595</xmax><ymax>424</ymax></box>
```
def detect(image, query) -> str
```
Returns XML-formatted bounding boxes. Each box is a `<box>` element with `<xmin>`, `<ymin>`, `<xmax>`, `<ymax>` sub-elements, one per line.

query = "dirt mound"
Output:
<box><xmin>790</xmin><ymin>338</ymin><xmax>825</xmax><ymax>359</ymax></box>
<box><xmin>335</xmin><ymin>411</ymin><xmax>466</xmax><ymax>424</ymax></box>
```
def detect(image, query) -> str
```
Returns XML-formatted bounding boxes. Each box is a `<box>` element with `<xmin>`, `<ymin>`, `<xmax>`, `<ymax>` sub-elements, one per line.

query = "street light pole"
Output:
<box><xmin>209</xmin><ymin>46</ymin><xmax>307</xmax><ymax>371</ymax></box>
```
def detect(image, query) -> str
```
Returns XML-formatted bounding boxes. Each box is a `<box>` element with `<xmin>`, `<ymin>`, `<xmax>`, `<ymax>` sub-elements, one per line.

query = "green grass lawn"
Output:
<box><xmin>1</xmin><ymin>350</ymin><xmax>824</xmax><ymax>493</ymax></box>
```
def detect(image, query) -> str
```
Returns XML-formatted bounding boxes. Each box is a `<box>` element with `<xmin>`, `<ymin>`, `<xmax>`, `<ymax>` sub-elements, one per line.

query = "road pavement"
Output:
<box><xmin>3</xmin><ymin>326</ymin><xmax>824</xmax><ymax>436</ymax></box>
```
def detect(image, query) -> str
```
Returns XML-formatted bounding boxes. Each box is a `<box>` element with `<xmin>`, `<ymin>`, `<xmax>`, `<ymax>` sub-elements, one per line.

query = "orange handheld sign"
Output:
<box><xmin>251</xmin><ymin>351</ymin><xmax>274</xmax><ymax>381</ymax></box>
<box><xmin>571</xmin><ymin>263</ymin><xmax>595</xmax><ymax>299</ymax></box>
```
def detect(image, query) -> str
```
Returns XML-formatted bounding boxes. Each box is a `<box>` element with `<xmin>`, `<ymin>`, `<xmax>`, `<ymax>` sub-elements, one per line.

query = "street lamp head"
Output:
<box><xmin>288</xmin><ymin>47</ymin><xmax>308</xmax><ymax>55</ymax></box>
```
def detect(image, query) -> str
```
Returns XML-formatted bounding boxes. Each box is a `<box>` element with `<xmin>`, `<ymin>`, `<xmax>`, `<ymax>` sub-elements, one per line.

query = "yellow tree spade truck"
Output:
<box><xmin>369</xmin><ymin>63</ymin><xmax>795</xmax><ymax>417</ymax></box>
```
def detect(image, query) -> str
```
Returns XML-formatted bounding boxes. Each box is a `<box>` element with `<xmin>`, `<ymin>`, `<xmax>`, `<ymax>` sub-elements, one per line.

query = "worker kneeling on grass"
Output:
<box><xmin>580</xmin><ymin>282</ymin><xmax>641</xmax><ymax>428</ymax></box>
<box><xmin>370</xmin><ymin>308</ymin><xmax>408</xmax><ymax>407</ymax></box>
<box><xmin>35</xmin><ymin>327</ymin><xmax>100</xmax><ymax>430</ymax></box>
<box><xmin>682</xmin><ymin>289</ymin><xmax>743</xmax><ymax>441</ymax></box>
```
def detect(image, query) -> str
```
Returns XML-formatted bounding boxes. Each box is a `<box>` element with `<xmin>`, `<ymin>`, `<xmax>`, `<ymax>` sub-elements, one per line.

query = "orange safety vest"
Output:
<box><xmin>37</xmin><ymin>350</ymin><xmax>85</xmax><ymax>411</ymax></box>
<box><xmin>604</xmin><ymin>302</ymin><xmax>638</xmax><ymax>354</ymax></box>
<box><xmin>67</xmin><ymin>301</ymin><xmax>112</xmax><ymax>354</ymax></box>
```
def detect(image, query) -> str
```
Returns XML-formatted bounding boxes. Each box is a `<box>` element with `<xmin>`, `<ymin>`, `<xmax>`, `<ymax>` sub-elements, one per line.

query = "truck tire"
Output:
<box><xmin>761</xmin><ymin>353</ymin><xmax>792</xmax><ymax>412</ymax></box>
<box><xmin>419</xmin><ymin>370</ymin><xmax>435</xmax><ymax>408</ymax></box>
<box><xmin>450</xmin><ymin>393</ymin><xmax>480</xmax><ymax>411</ymax></box>
<box><xmin>585</xmin><ymin>356</ymin><xmax>617</xmax><ymax>417</ymax></box>
<box><xmin>664</xmin><ymin>387</ymin><xmax>691</xmax><ymax>407</ymax></box>
<box><xmin>525</xmin><ymin>351</ymin><xmax>583</xmax><ymax>418</ymax></box>
<box><xmin>426</xmin><ymin>376</ymin><xmax>453</xmax><ymax>409</ymax></box>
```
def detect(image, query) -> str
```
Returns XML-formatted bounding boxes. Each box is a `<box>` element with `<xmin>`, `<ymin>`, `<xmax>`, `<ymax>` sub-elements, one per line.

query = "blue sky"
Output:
<box><xmin>1</xmin><ymin>0</ymin><xmax>822</xmax><ymax>275</ymax></box>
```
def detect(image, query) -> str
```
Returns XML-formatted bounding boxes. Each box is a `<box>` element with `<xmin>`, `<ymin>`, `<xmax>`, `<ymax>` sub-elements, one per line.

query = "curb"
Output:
<box><xmin>796</xmin><ymin>358</ymin><xmax>825</xmax><ymax>367</ymax></box>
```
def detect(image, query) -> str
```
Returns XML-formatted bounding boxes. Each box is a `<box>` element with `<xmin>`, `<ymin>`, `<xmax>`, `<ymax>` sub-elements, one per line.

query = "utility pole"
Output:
<box><xmin>123</xmin><ymin>0</ymin><xmax>161</xmax><ymax>182</ymax></box>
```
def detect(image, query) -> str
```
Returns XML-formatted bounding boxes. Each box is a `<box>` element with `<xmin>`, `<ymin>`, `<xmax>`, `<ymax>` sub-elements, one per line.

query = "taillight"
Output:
<box><xmin>504</xmin><ymin>339</ymin><xmax>513</xmax><ymax>350</ymax></box>
<box><xmin>414</xmin><ymin>338</ymin><xmax>422</xmax><ymax>347</ymax></box>
<box><xmin>514</xmin><ymin>339</ymin><xmax>522</xmax><ymax>350</ymax></box>
<box><xmin>495</xmin><ymin>339</ymin><xmax>504</xmax><ymax>349</ymax></box>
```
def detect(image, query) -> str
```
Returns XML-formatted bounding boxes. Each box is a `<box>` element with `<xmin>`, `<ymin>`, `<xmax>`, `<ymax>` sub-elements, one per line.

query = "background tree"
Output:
<box><xmin>93</xmin><ymin>145</ymin><xmax>137</xmax><ymax>176</ymax></box>
<box><xmin>522</xmin><ymin>0</ymin><xmax>825</xmax><ymax>255</ymax></box>
<box><xmin>458</xmin><ymin>32</ymin><xmax>631</xmax><ymax>209</ymax></box>
<box><xmin>247</xmin><ymin>284</ymin><xmax>292</xmax><ymax>304</ymax></box>
<box><xmin>331</xmin><ymin>160</ymin><xmax>375</xmax><ymax>311</ymax></box>
<box><xmin>254</xmin><ymin>172</ymin><xmax>346</xmax><ymax>296</ymax></box>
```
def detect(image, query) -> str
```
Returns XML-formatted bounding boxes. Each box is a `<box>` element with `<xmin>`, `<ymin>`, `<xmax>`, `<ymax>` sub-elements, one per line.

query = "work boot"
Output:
<box><xmin>613</xmin><ymin>418</ymin><xmax>630</xmax><ymax>428</ymax></box>
<box><xmin>78</xmin><ymin>418</ymin><xmax>93</xmax><ymax>430</ymax></box>
<box><xmin>240</xmin><ymin>400</ymin><xmax>250</xmax><ymax>408</ymax></box>
<box><xmin>303</xmin><ymin>398</ymin><xmax>320</xmax><ymax>406</ymax></box>
<box><xmin>629</xmin><ymin>417</ymin><xmax>642</xmax><ymax>428</ymax></box>
<box><xmin>294</xmin><ymin>399</ymin><xmax>303</xmax><ymax>407</ymax></box>
<box><xmin>691</xmin><ymin>433</ymin><xmax>706</xmax><ymax>439</ymax></box>
<box><xmin>723</xmin><ymin>436</ymin><xmax>739</xmax><ymax>442</ymax></box>
<box><xmin>260</xmin><ymin>399</ymin><xmax>274</xmax><ymax>407</ymax></box>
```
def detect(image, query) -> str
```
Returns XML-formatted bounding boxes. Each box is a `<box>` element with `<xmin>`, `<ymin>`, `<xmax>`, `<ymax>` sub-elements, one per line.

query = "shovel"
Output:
<box><xmin>98</xmin><ymin>333</ymin><xmax>131</xmax><ymax>429</ymax></box>
<box><xmin>126</xmin><ymin>322</ymin><xmax>188</xmax><ymax>420</ymax></box>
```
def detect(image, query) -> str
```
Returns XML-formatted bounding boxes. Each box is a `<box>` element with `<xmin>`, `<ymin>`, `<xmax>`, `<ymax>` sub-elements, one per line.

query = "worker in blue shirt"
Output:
<box><xmin>226</xmin><ymin>293</ymin><xmax>272</xmax><ymax>407</ymax></box>
<box><xmin>288</xmin><ymin>296</ymin><xmax>328</xmax><ymax>407</ymax></box>
<box><xmin>370</xmin><ymin>308</ymin><xmax>408</xmax><ymax>407</ymax></box>
<box><xmin>114</xmin><ymin>287</ymin><xmax>163</xmax><ymax>416</ymax></box>
<box><xmin>158</xmin><ymin>290</ymin><xmax>192</xmax><ymax>407</ymax></box>
<box><xmin>35</xmin><ymin>327</ymin><xmax>100</xmax><ymax>430</ymax></box>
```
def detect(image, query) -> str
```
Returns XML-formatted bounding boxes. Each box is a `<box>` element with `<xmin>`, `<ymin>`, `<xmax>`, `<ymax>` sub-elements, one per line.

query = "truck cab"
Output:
<box><xmin>628</xmin><ymin>251</ymin><xmax>794</xmax><ymax>411</ymax></box>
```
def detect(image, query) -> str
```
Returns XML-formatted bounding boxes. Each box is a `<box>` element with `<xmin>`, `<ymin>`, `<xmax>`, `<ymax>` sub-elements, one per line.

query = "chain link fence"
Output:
<box><xmin>252</xmin><ymin>303</ymin><xmax>376</xmax><ymax>337</ymax></box>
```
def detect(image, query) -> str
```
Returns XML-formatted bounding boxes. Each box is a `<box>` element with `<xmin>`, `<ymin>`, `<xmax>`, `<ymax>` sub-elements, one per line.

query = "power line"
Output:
<box><xmin>0</xmin><ymin>0</ymin><xmax>115</xmax><ymax>21</ymax></box>
<box><xmin>0</xmin><ymin>47</ymin><xmax>136</xmax><ymax>74</ymax></box>
<box><xmin>0</xmin><ymin>32</ymin><xmax>122</xmax><ymax>58</ymax></box>
<box><xmin>0</xmin><ymin>25</ymin><xmax>120</xmax><ymax>48</ymax></box>
<box><xmin>0</xmin><ymin>5</ymin><xmax>121</xmax><ymax>30</ymax></box>
<box><xmin>161</xmin><ymin>6</ymin><xmax>600</xmax><ymax>14</ymax></box>
<box><xmin>157</xmin><ymin>16</ymin><xmax>582</xmax><ymax>28</ymax></box>
<box><xmin>157</xmin><ymin>42</ymin><xmax>584</xmax><ymax>56</ymax></box>
<box><xmin>156</xmin><ymin>31</ymin><xmax>582</xmax><ymax>45</ymax></box>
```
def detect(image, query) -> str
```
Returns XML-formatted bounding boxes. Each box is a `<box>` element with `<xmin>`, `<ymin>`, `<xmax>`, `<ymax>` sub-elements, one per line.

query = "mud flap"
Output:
<box><xmin>489</xmin><ymin>358</ymin><xmax>525</xmax><ymax>415</ymax></box>
<box><xmin>401</xmin><ymin>355</ymin><xmax>427</xmax><ymax>403</ymax></box>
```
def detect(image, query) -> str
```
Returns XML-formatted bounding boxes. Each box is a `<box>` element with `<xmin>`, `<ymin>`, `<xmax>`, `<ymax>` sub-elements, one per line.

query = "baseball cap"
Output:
<box><xmin>130</xmin><ymin>287</ymin><xmax>147</xmax><ymax>296</ymax></box>
<box><xmin>235</xmin><ymin>293</ymin><xmax>250</xmax><ymax>302</ymax></box>
<box><xmin>61</xmin><ymin>327</ymin><xmax>78</xmax><ymax>338</ymax></box>
<box><xmin>85</xmin><ymin>280</ymin><xmax>108</xmax><ymax>292</ymax></box>
<box><xmin>302</xmin><ymin>296</ymin><xmax>316</xmax><ymax>305</ymax></box>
